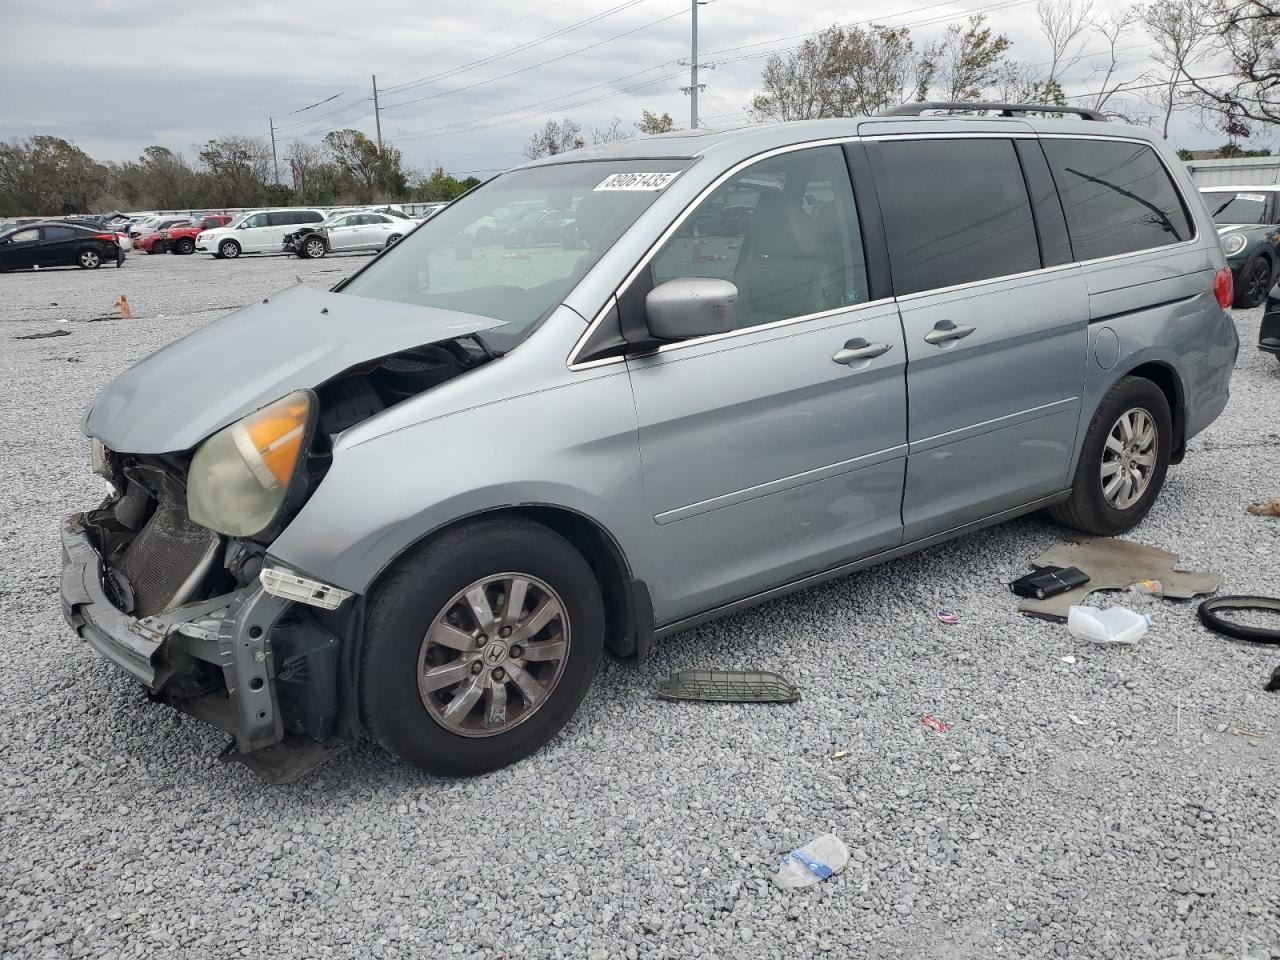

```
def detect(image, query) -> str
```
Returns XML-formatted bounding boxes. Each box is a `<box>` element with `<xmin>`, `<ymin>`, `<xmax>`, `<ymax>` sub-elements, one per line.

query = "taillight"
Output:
<box><xmin>1214</xmin><ymin>268</ymin><xmax>1233</xmax><ymax>309</ymax></box>
<box><xmin>92</xmin><ymin>233</ymin><xmax>116</xmax><ymax>242</ymax></box>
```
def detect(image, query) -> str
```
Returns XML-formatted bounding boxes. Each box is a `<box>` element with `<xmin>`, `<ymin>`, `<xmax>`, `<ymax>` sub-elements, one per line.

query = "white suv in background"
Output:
<box><xmin>195</xmin><ymin>209</ymin><xmax>326</xmax><ymax>259</ymax></box>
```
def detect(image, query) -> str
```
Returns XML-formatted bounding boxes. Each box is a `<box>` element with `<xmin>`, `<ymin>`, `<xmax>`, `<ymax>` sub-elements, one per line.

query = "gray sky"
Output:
<box><xmin>0</xmin><ymin>0</ymin><xmax>1257</xmax><ymax>178</ymax></box>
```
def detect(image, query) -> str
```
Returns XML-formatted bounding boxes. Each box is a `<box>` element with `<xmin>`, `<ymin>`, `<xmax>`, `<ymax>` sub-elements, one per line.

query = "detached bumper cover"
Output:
<box><xmin>60</xmin><ymin>514</ymin><xmax>290</xmax><ymax>752</ymax></box>
<box><xmin>1260</xmin><ymin>301</ymin><xmax>1280</xmax><ymax>355</ymax></box>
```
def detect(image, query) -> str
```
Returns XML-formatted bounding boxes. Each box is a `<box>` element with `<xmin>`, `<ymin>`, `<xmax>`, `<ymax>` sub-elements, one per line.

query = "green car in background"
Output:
<box><xmin>1200</xmin><ymin>186</ymin><xmax>1280</xmax><ymax>309</ymax></box>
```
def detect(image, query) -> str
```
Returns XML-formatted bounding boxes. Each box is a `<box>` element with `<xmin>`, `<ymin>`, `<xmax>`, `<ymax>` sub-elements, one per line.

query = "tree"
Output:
<box><xmin>996</xmin><ymin>61</ymin><xmax>1067</xmax><ymax>105</ymax></box>
<box><xmin>0</xmin><ymin>135</ymin><xmax>105</xmax><ymax>215</ymax></box>
<box><xmin>1086</xmin><ymin>9</ymin><xmax>1143</xmax><ymax>115</ymax></box>
<box><xmin>1036</xmin><ymin>0</ymin><xmax>1096</xmax><ymax>87</ymax></box>
<box><xmin>637</xmin><ymin>110</ymin><xmax>676</xmax><ymax>134</ymax></box>
<box><xmin>523</xmin><ymin>119</ymin><xmax>584</xmax><ymax>160</ymax></box>
<box><xmin>1181</xmin><ymin>0</ymin><xmax>1280</xmax><ymax>126</ymax></box>
<box><xmin>591</xmin><ymin>118</ymin><xmax>631</xmax><ymax>144</ymax></box>
<box><xmin>1139</xmin><ymin>0</ymin><xmax>1212</xmax><ymax>137</ymax></box>
<box><xmin>414</xmin><ymin>165</ymin><xmax>474</xmax><ymax>202</ymax></box>
<box><xmin>197</xmin><ymin>135</ymin><xmax>273</xmax><ymax>207</ymax></box>
<box><xmin>749</xmin><ymin>24</ymin><xmax>922</xmax><ymax>121</ymax></box>
<box><xmin>322</xmin><ymin>129</ymin><xmax>406</xmax><ymax>201</ymax></box>
<box><xmin>934</xmin><ymin>15</ymin><xmax>1014</xmax><ymax>102</ymax></box>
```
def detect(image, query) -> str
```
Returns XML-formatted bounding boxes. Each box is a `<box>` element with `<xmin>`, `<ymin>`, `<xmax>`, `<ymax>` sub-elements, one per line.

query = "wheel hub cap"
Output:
<box><xmin>416</xmin><ymin>573</ymin><xmax>570</xmax><ymax>738</ymax></box>
<box><xmin>1100</xmin><ymin>407</ymin><xmax>1157</xmax><ymax>510</ymax></box>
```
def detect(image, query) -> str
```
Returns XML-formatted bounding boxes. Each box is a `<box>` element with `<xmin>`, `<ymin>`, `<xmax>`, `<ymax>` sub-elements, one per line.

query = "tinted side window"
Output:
<box><xmin>299</xmin><ymin>211</ymin><xmax>323</xmax><ymax>223</ymax></box>
<box><xmin>1043</xmin><ymin>138</ymin><xmax>1194</xmax><ymax>260</ymax></box>
<box><xmin>243</xmin><ymin>213</ymin><xmax>268</xmax><ymax>228</ymax></box>
<box><xmin>649</xmin><ymin>145</ymin><xmax>869</xmax><ymax>330</ymax></box>
<box><xmin>44</xmin><ymin>226</ymin><xmax>79</xmax><ymax>240</ymax></box>
<box><xmin>874</xmin><ymin>138</ymin><xmax>1040</xmax><ymax>295</ymax></box>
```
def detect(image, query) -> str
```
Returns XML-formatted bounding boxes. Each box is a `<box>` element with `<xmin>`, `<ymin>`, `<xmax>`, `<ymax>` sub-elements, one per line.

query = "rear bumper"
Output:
<box><xmin>1261</xmin><ymin>299</ymin><xmax>1280</xmax><ymax>355</ymax></box>
<box><xmin>60</xmin><ymin>514</ymin><xmax>290</xmax><ymax>752</ymax></box>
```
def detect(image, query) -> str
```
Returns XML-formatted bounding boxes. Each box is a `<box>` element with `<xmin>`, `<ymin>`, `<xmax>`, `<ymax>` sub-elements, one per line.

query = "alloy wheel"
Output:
<box><xmin>1243</xmin><ymin>260</ymin><xmax>1271</xmax><ymax>306</ymax></box>
<box><xmin>305</xmin><ymin>238</ymin><xmax>326</xmax><ymax>258</ymax></box>
<box><xmin>416</xmin><ymin>573</ymin><xmax>571</xmax><ymax>738</ymax></box>
<box><xmin>79</xmin><ymin>250</ymin><xmax>100</xmax><ymax>268</ymax></box>
<box><xmin>1100</xmin><ymin>407</ymin><xmax>1158</xmax><ymax>510</ymax></box>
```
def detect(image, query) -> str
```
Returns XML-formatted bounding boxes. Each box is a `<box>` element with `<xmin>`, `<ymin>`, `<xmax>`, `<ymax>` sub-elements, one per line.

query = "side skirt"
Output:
<box><xmin>650</xmin><ymin>489</ymin><xmax>1072</xmax><ymax>641</ymax></box>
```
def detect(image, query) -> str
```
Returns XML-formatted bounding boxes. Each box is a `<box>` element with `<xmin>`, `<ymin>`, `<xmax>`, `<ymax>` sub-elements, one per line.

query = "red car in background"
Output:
<box><xmin>165</xmin><ymin>214</ymin><xmax>233</xmax><ymax>255</ymax></box>
<box><xmin>131</xmin><ymin>217</ymin><xmax>196</xmax><ymax>253</ymax></box>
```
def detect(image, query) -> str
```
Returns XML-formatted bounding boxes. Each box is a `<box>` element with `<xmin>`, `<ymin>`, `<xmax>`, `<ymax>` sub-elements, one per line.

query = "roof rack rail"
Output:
<box><xmin>880</xmin><ymin>101</ymin><xmax>1106</xmax><ymax>122</ymax></box>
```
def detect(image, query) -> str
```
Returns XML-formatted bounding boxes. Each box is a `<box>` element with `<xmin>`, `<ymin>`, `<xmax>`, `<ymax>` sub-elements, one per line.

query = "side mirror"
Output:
<box><xmin>645</xmin><ymin>277</ymin><xmax>738</xmax><ymax>341</ymax></box>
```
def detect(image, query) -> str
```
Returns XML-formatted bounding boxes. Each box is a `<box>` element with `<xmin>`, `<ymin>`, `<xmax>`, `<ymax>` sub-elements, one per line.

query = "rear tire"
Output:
<box><xmin>385</xmin><ymin>234</ymin><xmax>402</xmax><ymax>248</ymax></box>
<box><xmin>1050</xmin><ymin>376</ymin><xmax>1172</xmax><ymax>535</ymax></box>
<box><xmin>218</xmin><ymin>239</ymin><xmax>240</xmax><ymax>259</ymax></box>
<box><xmin>361</xmin><ymin>518</ymin><xmax>604</xmax><ymax>777</ymax></box>
<box><xmin>77</xmin><ymin>249</ymin><xmax>101</xmax><ymax>269</ymax></box>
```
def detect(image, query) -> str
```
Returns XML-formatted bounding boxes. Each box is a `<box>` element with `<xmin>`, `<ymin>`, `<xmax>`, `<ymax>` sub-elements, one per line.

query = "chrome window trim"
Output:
<box><xmin>565</xmin><ymin>131</ymin><xmax>1207</xmax><ymax>370</ymax></box>
<box><xmin>567</xmin><ymin>135</ymin><xmax>865</xmax><ymax>370</ymax></box>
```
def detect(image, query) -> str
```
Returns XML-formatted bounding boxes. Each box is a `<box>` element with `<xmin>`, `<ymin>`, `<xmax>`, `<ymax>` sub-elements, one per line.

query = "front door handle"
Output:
<box><xmin>832</xmin><ymin>338</ymin><xmax>892</xmax><ymax>365</ymax></box>
<box><xmin>923</xmin><ymin>320</ymin><xmax>976</xmax><ymax>345</ymax></box>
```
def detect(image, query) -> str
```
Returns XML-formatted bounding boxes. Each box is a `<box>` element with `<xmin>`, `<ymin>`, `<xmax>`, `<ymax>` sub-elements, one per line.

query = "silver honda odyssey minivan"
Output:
<box><xmin>62</xmin><ymin>102</ymin><xmax>1238</xmax><ymax>780</ymax></box>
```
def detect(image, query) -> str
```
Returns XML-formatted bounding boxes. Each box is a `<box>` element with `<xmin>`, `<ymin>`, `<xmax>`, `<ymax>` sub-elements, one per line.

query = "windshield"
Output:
<box><xmin>225</xmin><ymin>213</ymin><xmax>250</xmax><ymax>229</ymax></box>
<box><xmin>341</xmin><ymin>158</ymin><xmax>689</xmax><ymax>350</ymax></box>
<box><xmin>1205</xmin><ymin>191</ymin><xmax>1271</xmax><ymax>225</ymax></box>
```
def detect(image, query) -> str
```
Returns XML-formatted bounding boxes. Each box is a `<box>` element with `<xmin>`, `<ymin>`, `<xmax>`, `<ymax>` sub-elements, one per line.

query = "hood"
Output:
<box><xmin>85</xmin><ymin>285</ymin><xmax>504</xmax><ymax>454</ymax></box>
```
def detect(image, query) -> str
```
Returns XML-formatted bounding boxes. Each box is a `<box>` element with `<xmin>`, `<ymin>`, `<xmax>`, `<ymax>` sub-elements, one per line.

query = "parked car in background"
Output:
<box><xmin>1200</xmin><ymin>186</ymin><xmax>1280</xmax><ymax>308</ymax></box>
<box><xmin>63</xmin><ymin>104</ymin><xmax>1237</xmax><ymax>779</ymax></box>
<box><xmin>0</xmin><ymin>221</ymin><xmax>124</xmax><ymax>270</ymax></box>
<box><xmin>0</xmin><ymin>217</ymin><xmax>40</xmax><ymax>234</ymax></box>
<box><xmin>196</xmin><ymin>209</ymin><xmax>326</xmax><ymax>259</ymax></box>
<box><xmin>500</xmin><ymin>208</ymin><xmax>576</xmax><ymax>247</ymax></box>
<box><xmin>284</xmin><ymin>211</ymin><xmax>409</xmax><ymax>258</ymax></box>
<box><xmin>415</xmin><ymin>203</ymin><xmax>447</xmax><ymax>220</ymax></box>
<box><xmin>134</xmin><ymin>219</ymin><xmax>193</xmax><ymax>254</ymax></box>
<box><xmin>128</xmin><ymin>216</ymin><xmax>192</xmax><ymax>241</ymax></box>
<box><xmin>1260</xmin><ymin>280</ymin><xmax>1280</xmax><ymax>363</ymax></box>
<box><xmin>165</xmin><ymin>214</ymin><xmax>233</xmax><ymax>255</ymax></box>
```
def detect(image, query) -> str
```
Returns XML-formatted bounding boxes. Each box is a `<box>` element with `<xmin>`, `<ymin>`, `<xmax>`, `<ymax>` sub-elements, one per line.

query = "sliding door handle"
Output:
<box><xmin>832</xmin><ymin>338</ymin><xmax>892</xmax><ymax>365</ymax></box>
<box><xmin>923</xmin><ymin>320</ymin><xmax>976</xmax><ymax>345</ymax></box>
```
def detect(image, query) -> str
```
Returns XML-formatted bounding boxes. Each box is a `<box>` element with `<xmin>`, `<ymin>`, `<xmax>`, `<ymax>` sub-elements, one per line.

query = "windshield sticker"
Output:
<box><xmin>1236</xmin><ymin>193</ymin><xmax>1268</xmax><ymax>203</ymax></box>
<box><xmin>594</xmin><ymin>171</ymin><xmax>680</xmax><ymax>192</ymax></box>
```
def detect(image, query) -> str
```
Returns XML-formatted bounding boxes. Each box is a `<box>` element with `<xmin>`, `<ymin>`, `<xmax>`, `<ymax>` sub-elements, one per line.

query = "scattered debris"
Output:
<box><xmin>935</xmin><ymin>609</ymin><xmax>960</xmax><ymax>624</ymax></box>
<box><xmin>1067</xmin><ymin>605</ymin><xmax>1150</xmax><ymax>646</ymax></box>
<box><xmin>1246</xmin><ymin>500</ymin><xmax>1280</xmax><ymax>518</ymax></box>
<box><xmin>114</xmin><ymin>294</ymin><xmax>132</xmax><ymax>319</ymax></box>
<box><xmin>1124</xmin><ymin>578</ymin><xmax>1164</xmax><ymax>601</ymax></box>
<box><xmin>1197</xmin><ymin>596</ymin><xmax>1280</xmax><ymax>645</ymax></box>
<box><xmin>921</xmin><ymin>714</ymin><xmax>947</xmax><ymax>733</ymax></box>
<box><xmin>772</xmin><ymin>833</ymin><xmax>849</xmax><ymax>890</ymax></box>
<box><xmin>1067</xmin><ymin>713</ymin><xmax>1089</xmax><ymax>725</ymax></box>
<box><xmin>1011</xmin><ymin>565</ymin><xmax>1090</xmax><ymax>599</ymax></box>
<box><xmin>1018</xmin><ymin>536</ymin><xmax>1220</xmax><ymax>621</ymax></box>
<box><xmin>1266</xmin><ymin>666</ymin><xmax>1280</xmax><ymax>693</ymax></box>
<box><xmin>14</xmin><ymin>329</ymin><xmax>71</xmax><ymax>340</ymax></box>
<box><xmin>654</xmin><ymin>669</ymin><xmax>799</xmax><ymax>704</ymax></box>
<box><xmin>1060</xmin><ymin>655</ymin><xmax>1077</xmax><ymax>665</ymax></box>
<box><xmin>830</xmin><ymin>750</ymin><xmax>850</xmax><ymax>760</ymax></box>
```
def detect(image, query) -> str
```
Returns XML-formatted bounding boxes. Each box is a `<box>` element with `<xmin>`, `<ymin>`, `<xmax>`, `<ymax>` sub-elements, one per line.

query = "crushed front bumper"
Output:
<box><xmin>60</xmin><ymin>514</ymin><xmax>290</xmax><ymax>753</ymax></box>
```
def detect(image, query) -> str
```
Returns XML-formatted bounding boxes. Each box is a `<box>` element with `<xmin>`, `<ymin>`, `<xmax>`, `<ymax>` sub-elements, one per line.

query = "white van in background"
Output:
<box><xmin>195</xmin><ymin>209</ymin><xmax>326</xmax><ymax>259</ymax></box>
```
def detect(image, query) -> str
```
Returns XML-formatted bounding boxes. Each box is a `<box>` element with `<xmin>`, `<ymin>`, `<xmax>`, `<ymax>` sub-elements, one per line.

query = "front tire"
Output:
<box><xmin>362</xmin><ymin>518</ymin><xmax>604</xmax><ymax>777</ymax></box>
<box><xmin>302</xmin><ymin>237</ymin><xmax>327</xmax><ymax>259</ymax></box>
<box><xmin>1235</xmin><ymin>256</ymin><xmax>1273</xmax><ymax>309</ymax></box>
<box><xmin>218</xmin><ymin>239</ymin><xmax>241</xmax><ymax>259</ymax></box>
<box><xmin>176</xmin><ymin>238</ymin><xmax>195</xmax><ymax>255</ymax></box>
<box><xmin>1050</xmin><ymin>376</ymin><xmax>1172</xmax><ymax>535</ymax></box>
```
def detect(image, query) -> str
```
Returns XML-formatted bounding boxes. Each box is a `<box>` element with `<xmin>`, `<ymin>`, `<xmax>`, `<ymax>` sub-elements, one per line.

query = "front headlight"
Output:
<box><xmin>187</xmin><ymin>391</ymin><xmax>313</xmax><ymax>537</ymax></box>
<box><xmin>1222</xmin><ymin>233</ymin><xmax>1247</xmax><ymax>257</ymax></box>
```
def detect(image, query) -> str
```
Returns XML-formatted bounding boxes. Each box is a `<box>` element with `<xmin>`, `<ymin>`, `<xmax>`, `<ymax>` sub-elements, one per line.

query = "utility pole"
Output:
<box><xmin>268</xmin><ymin>117</ymin><xmax>280</xmax><ymax>184</ymax></box>
<box><xmin>680</xmin><ymin>1</ymin><xmax>709</xmax><ymax>128</ymax></box>
<box><xmin>372</xmin><ymin>74</ymin><xmax>384</xmax><ymax>152</ymax></box>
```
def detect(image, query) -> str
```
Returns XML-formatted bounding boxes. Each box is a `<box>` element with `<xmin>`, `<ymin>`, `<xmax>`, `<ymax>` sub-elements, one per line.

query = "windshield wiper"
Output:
<box><xmin>464</xmin><ymin>332</ymin><xmax>503</xmax><ymax>361</ymax></box>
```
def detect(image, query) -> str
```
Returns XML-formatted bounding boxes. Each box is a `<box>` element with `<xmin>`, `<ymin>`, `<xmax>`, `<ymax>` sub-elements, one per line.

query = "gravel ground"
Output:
<box><xmin>2</xmin><ymin>252</ymin><xmax>1278</xmax><ymax>959</ymax></box>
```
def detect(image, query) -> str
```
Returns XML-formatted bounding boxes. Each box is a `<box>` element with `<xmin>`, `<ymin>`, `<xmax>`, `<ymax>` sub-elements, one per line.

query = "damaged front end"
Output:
<box><xmin>61</xmin><ymin>287</ymin><xmax>505</xmax><ymax>781</ymax></box>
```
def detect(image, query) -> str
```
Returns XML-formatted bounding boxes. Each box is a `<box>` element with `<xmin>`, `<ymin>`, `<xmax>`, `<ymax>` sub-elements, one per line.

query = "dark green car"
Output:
<box><xmin>1200</xmin><ymin>186</ymin><xmax>1280</xmax><ymax>308</ymax></box>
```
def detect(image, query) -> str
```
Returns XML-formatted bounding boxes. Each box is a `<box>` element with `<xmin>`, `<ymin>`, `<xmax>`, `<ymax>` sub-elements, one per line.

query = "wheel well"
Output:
<box><xmin>374</xmin><ymin>506</ymin><xmax>646</xmax><ymax>660</ymax></box>
<box><xmin>1126</xmin><ymin>361</ymin><xmax>1186</xmax><ymax>463</ymax></box>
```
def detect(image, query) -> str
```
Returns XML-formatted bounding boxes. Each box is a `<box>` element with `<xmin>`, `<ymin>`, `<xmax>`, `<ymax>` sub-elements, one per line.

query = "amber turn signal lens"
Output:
<box><xmin>238</xmin><ymin>393</ymin><xmax>310</xmax><ymax>488</ymax></box>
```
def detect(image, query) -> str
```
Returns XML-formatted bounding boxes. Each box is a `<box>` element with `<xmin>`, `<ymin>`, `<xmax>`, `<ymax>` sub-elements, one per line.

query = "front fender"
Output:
<box><xmin>268</xmin><ymin>365</ymin><xmax>647</xmax><ymax>597</ymax></box>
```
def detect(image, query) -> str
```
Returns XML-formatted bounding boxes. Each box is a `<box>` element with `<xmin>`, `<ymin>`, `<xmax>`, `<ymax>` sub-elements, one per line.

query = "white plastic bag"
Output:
<box><xmin>1066</xmin><ymin>605</ymin><xmax>1150</xmax><ymax>646</ymax></box>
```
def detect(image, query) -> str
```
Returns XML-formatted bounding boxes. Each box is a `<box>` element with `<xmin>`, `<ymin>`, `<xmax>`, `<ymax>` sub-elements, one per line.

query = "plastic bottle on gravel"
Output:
<box><xmin>1067</xmin><ymin>605</ymin><xmax>1151</xmax><ymax>646</ymax></box>
<box><xmin>772</xmin><ymin>833</ymin><xmax>849</xmax><ymax>890</ymax></box>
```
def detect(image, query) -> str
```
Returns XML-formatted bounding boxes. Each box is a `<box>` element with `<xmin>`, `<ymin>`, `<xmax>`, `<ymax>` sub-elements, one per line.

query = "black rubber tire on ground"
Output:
<box><xmin>385</xmin><ymin>234</ymin><xmax>402</xmax><ymax>249</ymax></box>
<box><xmin>302</xmin><ymin>237</ymin><xmax>326</xmax><ymax>259</ymax></box>
<box><xmin>218</xmin><ymin>239</ymin><xmax>240</xmax><ymax>259</ymax></box>
<box><xmin>152</xmin><ymin>240</ymin><xmax>167</xmax><ymax>255</ymax></box>
<box><xmin>361</xmin><ymin>518</ymin><xmax>605</xmax><ymax>777</ymax></box>
<box><xmin>1234</xmin><ymin>255</ymin><xmax>1273</xmax><ymax>309</ymax></box>
<box><xmin>176</xmin><ymin>238</ymin><xmax>195</xmax><ymax>255</ymax></box>
<box><xmin>1049</xmin><ymin>375</ymin><xmax>1173</xmax><ymax>536</ymax></box>
<box><xmin>77</xmin><ymin>248</ymin><xmax>101</xmax><ymax>269</ymax></box>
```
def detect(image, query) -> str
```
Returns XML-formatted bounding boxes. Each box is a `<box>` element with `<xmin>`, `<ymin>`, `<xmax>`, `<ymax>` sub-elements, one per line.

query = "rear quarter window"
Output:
<box><xmin>1042</xmin><ymin>138</ymin><xmax>1194</xmax><ymax>261</ymax></box>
